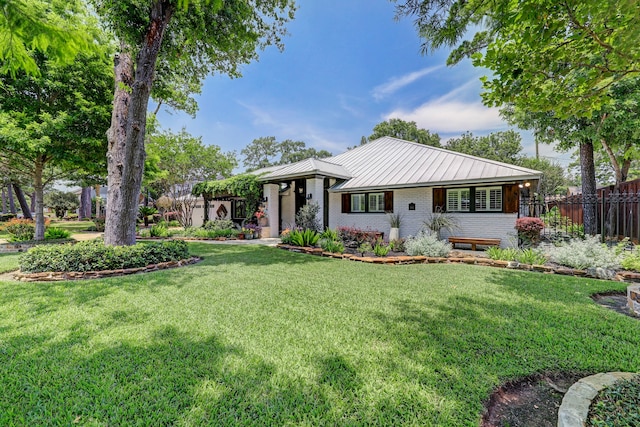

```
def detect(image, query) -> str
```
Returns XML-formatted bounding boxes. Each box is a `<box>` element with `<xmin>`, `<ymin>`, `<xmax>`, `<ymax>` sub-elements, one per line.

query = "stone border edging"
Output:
<box><xmin>276</xmin><ymin>244</ymin><xmax>640</xmax><ymax>284</ymax></box>
<box><xmin>12</xmin><ymin>257</ymin><xmax>201</xmax><ymax>282</ymax></box>
<box><xmin>557</xmin><ymin>372</ymin><xmax>638</xmax><ymax>427</ymax></box>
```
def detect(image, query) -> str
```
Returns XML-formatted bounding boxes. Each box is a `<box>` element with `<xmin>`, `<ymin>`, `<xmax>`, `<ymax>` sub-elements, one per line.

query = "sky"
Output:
<box><xmin>156</xmin><ymin>0</ymin><xmax>573</xmax><ymax>170</ymax></box>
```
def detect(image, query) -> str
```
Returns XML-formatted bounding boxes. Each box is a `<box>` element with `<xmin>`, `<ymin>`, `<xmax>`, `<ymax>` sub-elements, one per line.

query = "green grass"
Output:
<box><xmin>49</xmin><ymin>219</ymin><xmax>95</xmax><ymax>232</ymax></box>
<box><xmin>0</xmin><ymin>243</ymin><xmax>638</xmax><ymax>426</ymax></box>
<box><xmin>0</xmin><ymin>252</ymin><xmax>20</xmax><ymax>273</ymax></box>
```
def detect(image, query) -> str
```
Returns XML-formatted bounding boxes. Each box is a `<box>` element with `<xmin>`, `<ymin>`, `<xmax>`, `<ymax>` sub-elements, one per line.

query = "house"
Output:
<box><xmin>257</xmin><ymin>137</ymin><xmax>541</xmax><ymax>247</ymax></box>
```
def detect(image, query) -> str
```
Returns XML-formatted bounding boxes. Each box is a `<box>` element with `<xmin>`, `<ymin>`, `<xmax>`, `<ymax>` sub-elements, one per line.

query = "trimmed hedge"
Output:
<box><xmin>19</xmin><ymin>240</ymin><xmax>190</xmax><ymax>273</ymax></box>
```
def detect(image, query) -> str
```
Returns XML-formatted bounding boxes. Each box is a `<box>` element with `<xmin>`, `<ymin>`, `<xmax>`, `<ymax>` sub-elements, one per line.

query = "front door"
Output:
<box><xmin>294</xmin><ymin>179</ymin><xmax>306</xmax><ymax>219</ymax></box>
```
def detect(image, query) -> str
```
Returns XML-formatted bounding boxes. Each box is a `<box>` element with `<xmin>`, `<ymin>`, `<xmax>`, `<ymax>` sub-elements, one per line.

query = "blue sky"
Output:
<box><xmin>156</xmin><ymin>0</ymin><xmax>572</xmax><ymax>170</ymax></box>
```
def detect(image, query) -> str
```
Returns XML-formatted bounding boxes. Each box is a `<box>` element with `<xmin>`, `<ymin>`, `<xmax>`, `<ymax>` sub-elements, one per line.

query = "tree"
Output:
<box><xmin>44</xmin><ymin>190</ymin><xmax>79</xmax><ymax>218</ymax></box>
<box><xmin>241</xmin><ymin>137</ymin><xmax>332</xmax><ymax>170</ymax></box>
<box><xmin>393</xmin><ymin>0</ymin><xmax>640</xmax><ymax>117</ymax></box>
<box><xmin>93</xmin><ymin>1</ymin><xmax>295</xmax><ymax>246</ymax></box>
<box><xmin>241</xmin><ymin>136</ymin><xmax>280</xmax><ymax>170</ymax></box>
<box><xmin>0</xmin><ymin>0</ymin><xmax>91</xmax><ymax>76</ymax></box>
<box><xmin>148</xmin><ymin>127</ymin><xmax>237</xmax><ymax>227</ymax></box>
<box><xmin>0</xmin><ymin>45</ymin><xmax>113</xmax><ymax>239</ymax></box>
<box><xmin>368</xmin><ymin>118</ymin><xmax>441</xmax><ymax>147</ymax></box>
<box><xmin>445</xmin><ymin>130</ymin><xmax>523</xmax><ymax>164</ymax></box>
<box><xmin>518</xmin><ymin>157</ymin><xmax>567</xmax><ymax>196</ymax></box>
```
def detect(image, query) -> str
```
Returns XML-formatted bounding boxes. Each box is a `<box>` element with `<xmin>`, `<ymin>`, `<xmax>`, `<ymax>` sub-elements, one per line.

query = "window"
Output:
<box><xmin>368</xmin><ymin>193</ymin><xmax>385</xmax><ymax>212</ymax></box>
<box><xmin>447</xmin><ymin>188</ymin><xmax>470</xmax><ymax>212</ymax></box>
<box><xmin>342</xmin><ymin>191</ymin><xmax>393</xmax><ymax>213</ymax></box>
<box><xmin>351</xmin><ymin>194</ymin><xmax>366</xmax><ymax>212</ymax></box>
<box><xmin>476</xmin><ymin>187</ymin><xmax>502</xmax><ymax>211</ymax></box>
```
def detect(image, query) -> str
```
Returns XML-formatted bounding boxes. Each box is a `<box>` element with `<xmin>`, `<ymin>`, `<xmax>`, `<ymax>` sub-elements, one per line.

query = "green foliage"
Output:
<box><xmin>193</xmin><ymin>174</ymin><xmax>263</xmax><ymax>220</ymax></box>
<box><xmin>358</xmin><ymin>242</ymin><xmax>373</xmax><ymax>256</ymax></box>
<box><xmin>373</xmin><ymin>242</ymin><xmax>390</xmax><ymax>257</ymax></box>
<box><xmin>241</xmin><ymin>136</ymin><xmax>332</xmax><ymax>170</ymax></box>
<box><xmin>280</xmin><ymin>229</ymin><xmax>293</xmax><ymax>245</ymax></box>
<box><xmin>92</xmin><ymin>217</ymin><xmax>105</xmax><ymax>232</ymax></box>
<box><xmin>389</xmin><ymin>238</ymin><xmax>405</xmax><ymax>252</ymax></box>
<box><xmin>295</xmin><ymin>202</ymin><xmax>321</xmax><ymax>232</ymax></box>
<box><xmin>405</xmin><ymin>231</ymin><xmax>452</xmax><ymax>257</ymax></box>
<box><xmin>3</xmin><ymin>220</ymin><xmax>35</xmax><ymax>242</ymax></box>
<box><xmin>515</xmin><ymin>248</ymin><xmax>547</xmax><ymax>266</ymax></box>
<box><xmin>178</xmin><ymin>227</ymin><xmax>237</xmax><ymax>239</ymax></box>
<box><xmin>0</xmin><ymin>0</ymin><xmax>92</xmax><ymax>77</ymax></box>
<box><xmin>319</xmin><ymin>228</ymin><xmax>339</xmax><ymax>241</ymax></box>
<box><xmin>541</xmin><ymin>236</ymin><xmax>623</xmax><ymax>270</ymax></box>
<box><xmin>203</xmin><ymin>219</ymin><xmax>235</xmax><ymax>231</ymax></box>
<box><xmin>168</xmin><ymin>220</ymin><xmax>181</xmax><ymax>227</ymax></box>
<box><xmin>517</xmin><ymin>157</ymin><xmax>567</xmax><ymax>195</ymax></box>
<box><xmin>44</xmin><ymin>227</ymin><xmax>71</xmax><ymax>240</ymax></box>
<box><xmin>150</xmin><ymin>223</ymin><xmax>169</xmax><ymax>238</ymax></box>
<box><xmin>386</xmin><ymin>212</ymin><xmax>402</xmax><ymax>228</ymax></box>
<box><xmin>19</xmin><ymin>239</ymin><xmax>190</xmax><ymax>273</ymax></box>
<box><xmin>289</xmin><ymin>229</ymin><xmax>320</xmax><ymax>247</ymax></box>
<box><xmin>587</xmin><ymin>375</ymin><xmax>640</xmax><ymax>427</ymax></box>
<box><xmin>486</xmin><ymin>246</ymin><xmax>518</xmax><ymax>261</ymax></box>
<box><xmin>44</xmin><ymin>190</ymin><xmax>80</xmax><ymax>219</ymax></box>
<box><xmin>318</xmin><ymin>238</ymin><xmax>344</xmax><ymax>254</ymax></box>
<box><xmin>621</xmin><ymin>245</ymin><xmax>640</xmax><ymax>272</ymax></box>
<box><xmin>445</xmin><ymin>130</ymin><xmax>523</xmax><ymax>164</ymax></box>
<box><xmin>368</xmin><ymin>118</ymin><xmax>440</xmax><ymax>147</ymax></box>
<box><xmin>423</xmin><ymin>208</ymin><xmax>460</xmax><ymax>240</ymax></box>
<box><xmin>395</xmin><ymin>0</ymin><xmax>640</xmax><ymax>116</ymax></box>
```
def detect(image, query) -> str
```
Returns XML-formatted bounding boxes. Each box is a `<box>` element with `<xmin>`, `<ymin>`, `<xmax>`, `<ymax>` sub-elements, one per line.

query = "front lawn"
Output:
<box><xmin>0</xmin><ymin>252</ymin><xmax>20</xmax><ymax>273</ymax></box>
<box><xmin>0</xmin><ymin>243</ymin><xmax>637</xmax><ymax>426</ymax></box>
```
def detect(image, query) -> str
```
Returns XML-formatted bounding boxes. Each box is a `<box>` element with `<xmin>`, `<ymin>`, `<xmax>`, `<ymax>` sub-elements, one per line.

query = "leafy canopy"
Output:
<box><xmin>394</xmin><ymin>0</ymin><xmax>640</xmax><ymax>116</ymax></box>
<box><xmin>241</xmin><ymin>137</ymin><xmax>332</xmax><ymax>171</ymax></box>
<box><xmin>368</xmin><ymin>118</ymin><xmax>441</xmax><ymax>147</ymax></box>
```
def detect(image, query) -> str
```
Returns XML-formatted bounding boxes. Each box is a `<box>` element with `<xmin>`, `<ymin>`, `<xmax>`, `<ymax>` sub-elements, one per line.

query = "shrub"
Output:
<box><xmin>19</xmin><ymin>239</ymin><xmax>190</xmax><ymax>273</ymax></box>
<box><xmin>280</xmin><ymin>228</ymin><xmax>293</xmax><ymax>244</ymax></box>
<box><xmin>587</xmin><ymin>375</ymin><xmax>640</xmax><ymax>426</ymax></box>
<box><xmin>289</xmin><ymin>229</ymin><xmax>320</xmax><ymax>247</ymax></box>
<box><xmin>295</xmin><ymin>202</ymin><xmax>321</xmax><ymax>231</ymax></box>
<box><xmin>168</xmin><ymin>220</ymin><xmax>181</xmax><ymax>227</ymax></box>
<box><xmin>337</xmin><ymin>226</ymin><xmax>382</xmax><ymax>248</ymax></box>
<box><xmin>540</xmin><ymin>235</ymin><xmax>623</xmax><ymax>270</ymax></box>
<box><xmin>44</xmin><ymin>227</ymin><xmax>71</xmax><ymax>240</ymax></box>
<box><xmin>150</xmin><ymin>222</ymin><xmax>169</xmax><ymax>237</ymax></box>
<box><xmin>93</xmin><ymin>217</ymin><xmax>105</xmax><ymax>232</ymax></box>
<box><xmin>0</xmin><ymin>213</ymin><xmax>16</xmax><ymax>222</ymax></box>
<box><xmin>319</xmin><ymin>228</ymin><xmax>339</xmax><ymax>241</ymax></box>
<box><xmin>515</xmin><ymin>248</ymin><xmax>547</xmax><ymax>265</ymax></box>
<box><xmin>203</xmin><ymin>219</ymin><xmax>235</xmax><ymax>230</ymax></box>
<box><xmin>423</xmin><ymin>208</ymin><xmax>459</xmax><ymax>239</ymax></box>
<box><xmin>405</xmin><ymin>231</ymin><xmax>452</xmax><ymax>257</ymax></box>
<box><xmin>319</xmin><ymin>238</ymin><xmax>344</xmax><ymax>254</ymax></box>
<box><xmin>620</xmin><ymin>244</ymin><xmax>640</xmax><ymax>271</ymax></box>
<box><xmin>373</xmin><ymin>242</ymin><xmax>390</xmax><ymax>257</ymax></box>
<box><xmin>515</xmin><ymin>217</ymin><xmax>544</xmax><ymax>246</ymax></box>
<box><xmin>486</xmin><ymin>246</ymin><xmax>518</xmax><ymax>261</ymax></box>
<box><xmin>357</xmin><ymin>242</ymin><xmax>373</xmax><ymax>256</ymax></box>
<box><xmin>1</xmin><ymin>218</ymin><xmax>35</xmax><ymax>242</ymax></box>
<box><xmin>389</xmin><ymin>238</ymin><xmax>405</xmax><ymax>252</ymax></box>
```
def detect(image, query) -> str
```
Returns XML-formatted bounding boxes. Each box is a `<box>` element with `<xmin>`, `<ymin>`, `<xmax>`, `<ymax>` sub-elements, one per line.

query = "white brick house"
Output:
<box><xmin>258</xmin><ymin>137</ymin><xmax>541</xmax><ymax>247</ymax></box>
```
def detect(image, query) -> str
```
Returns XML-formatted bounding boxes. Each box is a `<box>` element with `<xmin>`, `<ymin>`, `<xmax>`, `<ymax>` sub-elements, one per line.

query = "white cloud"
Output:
<box><xmin>383</xmin><ymin>81</ymin><xmax>506</xmax><ymax>134</ymax></box>
<box><xmin>372</xmin><ymin>66</ymin><xmax>443</xmax><ymax>100</ymax></box>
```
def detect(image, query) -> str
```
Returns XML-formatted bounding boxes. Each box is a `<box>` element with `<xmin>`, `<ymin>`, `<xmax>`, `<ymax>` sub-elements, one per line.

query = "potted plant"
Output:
<box><xmin>387</xmin><ymin>212</ymin><xmax>402</xmax><ymax>241</ymax></box>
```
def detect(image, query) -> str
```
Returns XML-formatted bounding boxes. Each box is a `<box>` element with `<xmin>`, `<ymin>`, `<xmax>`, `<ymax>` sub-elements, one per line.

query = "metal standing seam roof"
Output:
<box><xmin>259</xmin><ymin>136</ymin><xmax>541</xmax><ymax>191</ymax></box>
<box><xmin>258</xmin><ymin>157</ymin><xmax>352</xmax><ymax>181</ymax></box>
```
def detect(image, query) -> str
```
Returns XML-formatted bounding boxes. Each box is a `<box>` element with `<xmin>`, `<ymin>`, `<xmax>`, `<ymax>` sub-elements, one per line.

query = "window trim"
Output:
<box><xmin>368</xmin><ymin>192</ymin><xmax>385</xmax><ymax>212</ymax></box>
<box><xmin>443</xmin><ymin>186</ymin><xmax>504</xmax><ymax>213</ymax></box>
<box><xmin>475</xmin><ymin>186</ymin><xmax>502</xmax><ymax>212</ymax></box>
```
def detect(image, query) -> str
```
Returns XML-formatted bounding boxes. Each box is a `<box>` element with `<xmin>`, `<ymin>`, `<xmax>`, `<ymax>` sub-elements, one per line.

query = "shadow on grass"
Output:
<box><xmin>188</xmin><ymin>242</ymin><xmax>331</xmax><ymax>267</ymax></box>
<box><xmin>368</xmin><ymin>270</ymin><xmax>640</xmax><ymax>423</ymax></box>
<box><xmin>0</xmin><ymin>324</ymin><xmax>344</xmax><ymax>425</ymax></box>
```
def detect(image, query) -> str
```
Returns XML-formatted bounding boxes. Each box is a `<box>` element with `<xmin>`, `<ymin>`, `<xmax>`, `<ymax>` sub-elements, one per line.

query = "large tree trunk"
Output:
<box><xmin>32</xmin><ymin>158</ymin><xmax>45</xmax><ymax>240</ymax></box>
<box><xmin>7</xmin><ymin>184</ymin><xmax>15</xmax><ymax>213</ymax></box>
<box><xmin>104</xmin><ymin>2</ymin><xmax>174</xmax><ymax>246</ymax></box>
<box><xmin>580</xmin><ymin>141</ymin><xmax>598</xmax><ymax>236</ymax></box>
<box><xmin>79</xmin><ymin>186</ymin><xmax>92</xmax><ymax>219</ymax></box>
<box><xmin>1</xmin><ymin>186</ymin><xmax>6</xmax><ymax>213</ymax></box>
<box><xmin>12</xmin><ymin>183</ymin><xmax>32</xmax><ymax>220</ymax></box>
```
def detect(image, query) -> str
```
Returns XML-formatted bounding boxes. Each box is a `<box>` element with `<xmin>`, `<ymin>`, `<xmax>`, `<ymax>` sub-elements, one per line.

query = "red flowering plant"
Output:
<box><xmin>515</xmin><ymin>217</ymin><xmax>545</xmax><ymax>246</ymax></box>
<box><xmin>255</xmin><ymin>210</ymin><xmax>264</xmax><ymax>219</ymax></box>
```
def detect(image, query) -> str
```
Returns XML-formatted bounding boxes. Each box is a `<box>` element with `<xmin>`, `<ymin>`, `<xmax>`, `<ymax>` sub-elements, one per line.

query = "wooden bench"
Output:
<box><xmin>448</xmin><ymin>237</ymin><xmax>501</xmax><ymax>251</ymax></box>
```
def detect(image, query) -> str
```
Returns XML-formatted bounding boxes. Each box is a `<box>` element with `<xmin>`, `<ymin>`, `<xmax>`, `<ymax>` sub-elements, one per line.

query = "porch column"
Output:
<box><xmin>263</xmin><ymin>183</ymin><xmax>280</xmax><ymax>238</ymax></box>
<box><xmin>306</xmin><ymin>176</ymin><xmax>325</xmax><ymax>229</ymax></box>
